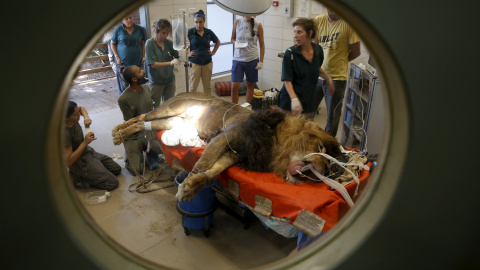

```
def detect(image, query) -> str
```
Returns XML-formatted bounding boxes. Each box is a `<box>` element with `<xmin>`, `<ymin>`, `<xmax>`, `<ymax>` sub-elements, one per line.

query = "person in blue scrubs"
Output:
<box><xmin>111</xmin><ymin>15</ymin><xmax>146</xmax><ymax>96</ymax></box>
<box><xmin>277</xmin><ymin>18</ymin><xmax>333</xmax><ymax>120</ymax></box>
<box><xmin>187</xmin><ymin>10</ymin><xmax>220</xmax><ymax>95</ymax></box>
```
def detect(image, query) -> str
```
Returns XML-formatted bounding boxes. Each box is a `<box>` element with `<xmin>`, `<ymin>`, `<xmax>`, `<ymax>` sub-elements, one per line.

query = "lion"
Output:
<box><xmin>112</xmin><ymin>92</ymin><xmax>341</xmax><ymax>201</ymax></box>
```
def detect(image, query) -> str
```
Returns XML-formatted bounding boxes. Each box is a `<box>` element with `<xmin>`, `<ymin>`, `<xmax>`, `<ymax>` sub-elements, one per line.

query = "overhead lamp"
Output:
<box><xmin>213</xmin><ymin>0</ymin><xmax>272</xmax><ymax>16</ymax></box>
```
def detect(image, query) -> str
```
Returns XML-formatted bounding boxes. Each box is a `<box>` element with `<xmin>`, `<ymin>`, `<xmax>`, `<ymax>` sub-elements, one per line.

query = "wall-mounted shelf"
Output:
<box><xmin>340</xmin><ymin>63</ymin><xmax>384</xmax><ymax>154</ymax></box>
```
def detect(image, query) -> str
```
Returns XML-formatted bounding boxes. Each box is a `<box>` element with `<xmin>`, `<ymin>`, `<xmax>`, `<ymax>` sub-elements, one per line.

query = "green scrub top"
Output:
<box><xmin>145</xmin><ymin>38</ymin><xmax>179</xmax><ymax>85</ymax></box>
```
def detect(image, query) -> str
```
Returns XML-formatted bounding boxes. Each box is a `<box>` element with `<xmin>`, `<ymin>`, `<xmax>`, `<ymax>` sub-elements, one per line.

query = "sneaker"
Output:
<box><xmin>150</xmin><ymin>163</ymin><xmax>159</xmax><ymax>170</ymax></box>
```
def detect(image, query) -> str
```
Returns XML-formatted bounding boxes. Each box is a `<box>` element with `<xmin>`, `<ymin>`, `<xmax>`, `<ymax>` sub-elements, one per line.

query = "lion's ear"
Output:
<box><xmin>321</xmin><ymin>132</ymin><xmax>342</xmax><ymax>157</ymax></box>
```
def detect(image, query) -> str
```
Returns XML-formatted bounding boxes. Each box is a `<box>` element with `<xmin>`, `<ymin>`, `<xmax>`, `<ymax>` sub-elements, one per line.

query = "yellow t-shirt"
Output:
<box><xmin>314</xmin><ymin>14</ymin><xmax>360</xmax><ymax>80</ymax></box>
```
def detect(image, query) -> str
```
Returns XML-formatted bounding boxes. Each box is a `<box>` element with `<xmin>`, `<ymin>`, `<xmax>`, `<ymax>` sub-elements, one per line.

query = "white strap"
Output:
<box><xmin>144</xmin><ymin>121</ymin><xmax>152</xmax><ymax>131</ymax></box>
<box><xmin>310</xmin><ymin>167</ymin><xmax>354</xmax><ymax>208</ymax></box>
<box><xmin>303</xmin><ymin>152</ymin><xmax>369</xmax><ymax>197</ymax></box>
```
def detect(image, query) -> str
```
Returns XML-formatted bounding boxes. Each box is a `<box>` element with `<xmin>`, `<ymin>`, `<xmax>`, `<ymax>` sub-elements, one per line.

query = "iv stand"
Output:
<box><xmin>171</xmin><ymin>10</ymin><xmax>192</xmax><ymax>93</ymax></box>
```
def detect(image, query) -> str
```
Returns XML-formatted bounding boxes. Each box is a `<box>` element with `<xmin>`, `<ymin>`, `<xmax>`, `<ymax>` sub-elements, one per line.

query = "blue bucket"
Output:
<box><xmin>175</xmin><ymin>171</ymin><xmax>217</xmax><ymax>231</ymax></box>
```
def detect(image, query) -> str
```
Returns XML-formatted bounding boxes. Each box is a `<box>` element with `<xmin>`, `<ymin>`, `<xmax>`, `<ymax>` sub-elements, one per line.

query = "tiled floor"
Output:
<box><xmin>69</xmin><ymin>77</ymin><xmax>119</xmax><ymax>114</ymax></box>
<box><xmin>67</xmin><ymin>79</ymin><xmax>331</xmax><ymax>269</ymax></box>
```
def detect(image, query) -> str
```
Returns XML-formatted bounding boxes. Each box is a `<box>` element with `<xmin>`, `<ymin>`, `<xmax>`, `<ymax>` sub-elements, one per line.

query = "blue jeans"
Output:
<box><xmin>315</xmin><ymin>80</ymin><xmax>347</xmax><ymax>137</ymax></box>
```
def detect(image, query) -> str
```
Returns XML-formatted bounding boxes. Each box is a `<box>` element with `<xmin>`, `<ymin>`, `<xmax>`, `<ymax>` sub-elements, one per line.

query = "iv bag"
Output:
<box><xmin>172</xmin><ymin>17</ymin><xmax>187</xmax><ymax>50</ymax></box>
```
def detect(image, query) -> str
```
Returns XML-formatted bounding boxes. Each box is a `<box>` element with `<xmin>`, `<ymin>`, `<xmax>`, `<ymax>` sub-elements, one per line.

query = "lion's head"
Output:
<box><xmin>272</xmin><ymin>116</ymin><xmax>342</xmax><ymax>184</ymax></box>
<box><xmin>230</xmin><ymin>110</ymin><xmax>341</xmax><ymax>184</ymax></box>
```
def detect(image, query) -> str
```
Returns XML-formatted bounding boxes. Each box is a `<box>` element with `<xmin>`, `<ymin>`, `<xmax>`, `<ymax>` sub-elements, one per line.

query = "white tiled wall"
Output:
<box><xmin>146</xmin><ymin>0</ymin><xmax>370</xmax><ymax>93</ymax></box>
<box><xmin>257</xmin><ymin>1</ymin><xmax>370</xmax><ymax>90</ymax></box>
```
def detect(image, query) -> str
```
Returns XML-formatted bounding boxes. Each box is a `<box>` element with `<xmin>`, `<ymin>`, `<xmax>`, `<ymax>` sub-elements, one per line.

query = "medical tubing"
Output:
<box><xmin>304</xmin><ymin>152</ymin><xmax>368</xmax><ymax>196</ymax></box>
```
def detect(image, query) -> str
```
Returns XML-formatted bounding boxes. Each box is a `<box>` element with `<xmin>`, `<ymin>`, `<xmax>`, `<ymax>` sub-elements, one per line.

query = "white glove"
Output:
<box><xmin>170</xmin><ymin>58</ymin><xmax>179</xmax><ymax>66</ymax></box>
<box><xmin>291</xmin><ymin>98</ymin><xmax>303</xmax><ymax>116</ymax></box>
<box><xmin>255</xmin><ymin>62</ymin><xmax>263</xmax><ymax>70</ymax></box>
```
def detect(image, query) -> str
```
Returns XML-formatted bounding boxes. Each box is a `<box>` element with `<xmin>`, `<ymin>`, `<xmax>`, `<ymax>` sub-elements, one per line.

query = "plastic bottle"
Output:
<box><xmin>86</xmin><ymin>190</ymin><xmax>110</xmax><ymax>205</ymax></box>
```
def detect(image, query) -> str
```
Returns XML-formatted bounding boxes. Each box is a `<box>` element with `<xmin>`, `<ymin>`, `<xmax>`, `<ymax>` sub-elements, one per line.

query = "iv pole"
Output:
<box><xmin>171</xmin><ymin>9</ymin><xmax>192</xmax><ymax>93</ymax></box>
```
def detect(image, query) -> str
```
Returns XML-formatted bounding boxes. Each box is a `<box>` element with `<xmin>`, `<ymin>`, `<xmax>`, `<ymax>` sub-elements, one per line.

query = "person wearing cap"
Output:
<box><xmin>187</xmin><ymin>10</ymin><xmax>220</xmax><ymax>95</ymax></box>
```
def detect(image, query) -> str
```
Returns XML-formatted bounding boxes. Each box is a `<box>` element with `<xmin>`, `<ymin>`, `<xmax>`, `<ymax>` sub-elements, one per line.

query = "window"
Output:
<box><xmin>207</xmin><ymin>1</ymin><xmax>234</xmax><ymax>75</ymax></box>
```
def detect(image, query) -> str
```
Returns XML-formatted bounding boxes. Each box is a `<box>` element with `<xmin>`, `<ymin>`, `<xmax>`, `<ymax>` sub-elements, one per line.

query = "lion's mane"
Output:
<box><xmin>229</xmin><ymin>110</ymin><xmax>341</xmax><ymax>180</ymax></box>
<box><xmin>230</xmin><ymin>110</ymin><xmax>286</xmax><ymax>172</ymax></box>
<box><xmin>271</xmin><ymin>116</ymin><xmax>342</xmax><ymax>179</ymax></box>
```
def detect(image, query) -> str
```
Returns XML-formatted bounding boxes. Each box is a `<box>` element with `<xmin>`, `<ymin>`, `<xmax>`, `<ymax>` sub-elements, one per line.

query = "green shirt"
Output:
<box><xmin>118</xmin><ymin>85</ymin><xmax>154</xmax><ymax>140</ymax></box>
<box><xmin>145</xmin><ymin>38</ymin><xmax>178</xmax><ymax>85</ymax></box>
<box><xmin>64</xmin><ymin>122</ymin><xmax>92</xmax><ymax>155</ymax></box>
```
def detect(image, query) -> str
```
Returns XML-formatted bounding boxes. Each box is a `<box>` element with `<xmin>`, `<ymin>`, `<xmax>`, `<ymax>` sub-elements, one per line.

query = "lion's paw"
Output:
<box><xmin>175</xmin><ymin>183</ymin><xmax>184</xmax><ymax>200</ymax></box>
<box><xmin>112</xmin><ymin>117</ymin><xmax>139</xmax><ymax>136</ymax></box>
<box><xmin>181</xmin><ymin>183</ymin><xmax>197</xmax><ymax>201</ymax></box>
<box><xmin>113</xmin><ymin>132</ymin><xmax>124</xmax><ymax>145</ymax></box>
<box><xmin>111</xmin><ymin>126</ymin><xmax>120</xmax><ymax>137</ymax></box>
<box><xmin>176</xmin><ymin>182</ymin><xmax>196</xmax><ymax>201</ymax></box>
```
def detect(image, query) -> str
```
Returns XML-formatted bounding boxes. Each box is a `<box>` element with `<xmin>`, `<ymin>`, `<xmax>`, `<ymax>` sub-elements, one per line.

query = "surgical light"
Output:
<box><xmin>213</xmin><ymin>0</ymin><xmax>272</xmax><ymax>16</ymax></box>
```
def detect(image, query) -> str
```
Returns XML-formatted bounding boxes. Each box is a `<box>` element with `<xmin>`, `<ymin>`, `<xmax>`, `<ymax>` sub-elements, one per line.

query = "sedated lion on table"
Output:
<box><xmin>112</xmin><ymin>92</ymin><xmax>341</xmax><ymax>201</ymax></box>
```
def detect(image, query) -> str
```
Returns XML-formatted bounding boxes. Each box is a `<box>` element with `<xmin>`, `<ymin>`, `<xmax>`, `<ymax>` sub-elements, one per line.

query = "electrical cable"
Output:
<box><xmin>222</xmin><ymin>103</ymin><xmax>240</xmax><ymax>154</ymax></box>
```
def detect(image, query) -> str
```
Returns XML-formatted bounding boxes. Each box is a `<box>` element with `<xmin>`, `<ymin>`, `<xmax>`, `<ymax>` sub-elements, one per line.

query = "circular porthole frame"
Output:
<box><xmin>45</xmin><ymin>0</ymin><xmax>409</xmax><ymax>269</ymax></box>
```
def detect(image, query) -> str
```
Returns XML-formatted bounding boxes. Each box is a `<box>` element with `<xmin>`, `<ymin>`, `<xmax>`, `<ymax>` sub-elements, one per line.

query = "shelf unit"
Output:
<box><xmin>340</xmin><ymin>63</ymin><xmax>384</xmax><ymax>154</ymax></box>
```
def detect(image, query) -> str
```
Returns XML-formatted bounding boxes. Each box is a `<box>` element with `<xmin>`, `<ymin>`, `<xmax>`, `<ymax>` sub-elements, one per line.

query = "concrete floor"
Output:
<box><xmin>67</xmin><ymin>78</ymin><xmax>331</xmax><ymax>269</ymax></box>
